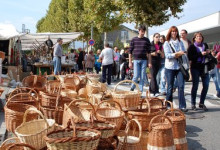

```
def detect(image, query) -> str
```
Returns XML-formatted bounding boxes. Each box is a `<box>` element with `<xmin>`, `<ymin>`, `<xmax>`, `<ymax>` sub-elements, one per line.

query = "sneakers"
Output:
<box><xmin>180</xmin><ymin>108</ymin><xmax>188</xmax><ymax>112</ymax></box>
<box><xmin>191</xmin><ymin>105</ymin><xmax>197</xmax><ymax>111</ymax></box>
<box><xmin>199</xmin><ymin>103</ymin><xmax>208</xmax><ymax>111</ymax></box>
<box><xmin>154</xmin><ymin>93</ymin><xmax>160</xmax><ymax>97</ymax></box>
<box><xmin>150</xmin><ymin>94</ymin><xmax>155</xmax><ymax>97</ymax></box>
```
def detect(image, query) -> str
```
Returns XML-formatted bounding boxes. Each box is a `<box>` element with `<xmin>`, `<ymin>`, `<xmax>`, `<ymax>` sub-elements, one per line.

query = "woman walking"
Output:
<box><xmin>164</xmin><ymin>26</ymin><xmax>188</xmax><ymax>112</ymax></box>
<box><xmin>149</xmin><ymin>33</ymin><xmax>164</xmax><ymax>97</ymax></box>
<box><xmin>85</xmin><ymin>50</ymin><xmax>95</xmax><ymax>72</ymax></box>
<box><xmin>188</xmin><ymin>32</ymin><xmax>210</xmax><ymax>111</ymax></box>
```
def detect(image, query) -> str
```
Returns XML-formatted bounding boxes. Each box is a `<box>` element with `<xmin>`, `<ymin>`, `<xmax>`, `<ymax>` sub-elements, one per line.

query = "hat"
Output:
<box><xmin>57</xmin><ymin>38</ymin><xmax>63</xmax><ymax>42</ymax></box>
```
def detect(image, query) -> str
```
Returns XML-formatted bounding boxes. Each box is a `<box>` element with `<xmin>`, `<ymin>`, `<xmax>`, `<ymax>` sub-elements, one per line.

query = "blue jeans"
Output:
<box><xmin>131</xmin><ymin>60</ymin><xmax>147</xmax><ymax>92</ymax></box>
<box><xmin>158</xmin><ymin>64</ymin><xmax>166</xmax><ymax>93</ymax></box>
<box><xmin>191</xmin><ymin>68</ymin><xmax>209</xmax><ymax>105</ymax></box>
<box><xmin>217</xmin><ymin>68</ymin><xmax>220</xmax><ymax>88</ymax></box>
<box><xmin>165</xmin><ymin>69</ymin><xmax>186</xmax><ymax>109</ymax></box>
<box><xmin>53</xmin><ymin>56</ymin><xmax>61</xmax><ymax>75</ymax></box>
<box><xmin>102</xmin><ymin>64</ymin><xmax>113</xmax><ymax>85</ymax></box>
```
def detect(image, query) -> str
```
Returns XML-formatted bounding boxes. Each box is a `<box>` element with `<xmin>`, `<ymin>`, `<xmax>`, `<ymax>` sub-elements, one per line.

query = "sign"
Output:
<box><xmin>88</xmin><ymin>39</ymin><xmax>95</xmax><ymax>46</ymax></box>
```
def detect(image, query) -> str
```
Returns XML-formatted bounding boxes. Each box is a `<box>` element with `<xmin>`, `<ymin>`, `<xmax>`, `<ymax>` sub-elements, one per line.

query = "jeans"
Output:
<box><xmin>131</xmin><ymin>60</ymin><xmax>147</xmax><ymax>92</ymax></box>
<box><xmin>150</xmin><ymin>61</ymin><xmax>160</xmax><ymax>94</ymax></box>
<box><xmin>191</xmin><ymin>68</ymin><xmax>209</xmax><ymax>105</ymax></box>
<box><xmin>209</xmin><ymin>69</ymin><xmax>220</xmax><ymax>94</ymax></box>
<box><xmin>157</xmin><ymin>64</ymin><xmax>166</xmax><ymax>93</ymax></box>
<box><xmin>165</xmin><ymin>68</ymin><xmax>186</xmax><ymax>109</ymax></box>
<box><xmin>216</xmin><ymin>68</ymin><xmax>220</xmax><ymax>88</ymax></box>
<box><xmin>102</xmin><ymin>64</ymin><xmax>113</xmax><ymax>85</ymax></box>
<box><xmin>53</xmin><ymin>56</ymin><xmax>61</xmax><ymax>75</ymax></box>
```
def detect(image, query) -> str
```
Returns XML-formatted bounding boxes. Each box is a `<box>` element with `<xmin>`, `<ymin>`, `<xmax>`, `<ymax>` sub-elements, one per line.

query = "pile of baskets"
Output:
<box><xmin>1</xmin><ymin>75</ymin><xmax>188</xmax><ymax>150</ymax></box>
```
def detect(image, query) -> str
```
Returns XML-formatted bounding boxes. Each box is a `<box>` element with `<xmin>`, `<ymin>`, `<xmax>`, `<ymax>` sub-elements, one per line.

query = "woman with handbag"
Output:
<box><xmin>164</xmin><ymin>26</ymin><xmax>188</xmax><ymax>112</ymax></box>
<box><xmin>187</xmin><ymin>32</ymin><xmax>210</xmax><ymax>111</ymax></box>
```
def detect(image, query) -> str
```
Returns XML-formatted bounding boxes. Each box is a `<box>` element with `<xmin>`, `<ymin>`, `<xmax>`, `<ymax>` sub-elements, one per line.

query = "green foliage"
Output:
<box><xmin>113</xmin><ymin>37</ymin><xmax>124</xmax><ymax>50</ymax></box>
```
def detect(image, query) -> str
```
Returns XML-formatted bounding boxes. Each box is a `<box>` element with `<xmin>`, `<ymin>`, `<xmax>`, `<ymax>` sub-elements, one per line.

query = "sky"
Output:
<box><xmin>0</xmin><ymin>0</ymin><xmax>219</xmax><ymax>39</ymax></box>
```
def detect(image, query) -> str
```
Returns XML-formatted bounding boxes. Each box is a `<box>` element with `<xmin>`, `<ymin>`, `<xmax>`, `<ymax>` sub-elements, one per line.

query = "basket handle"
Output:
<box><xmin>6</xmin><ymin>143</ymin><xmax>36</xmax><ymax>150</ymax></box>
<box><xmin>164</xmin><ymin>100</ymin><xmax>174</xmax><ymax>109</ymax></box>
<box><xmin>148</xmin><ymin>115</ymin><xmax>173</xmax><ymax>132</ymax></box>
<box><xmin>70</xmin><ymin>117</ymin><xmax>77</xmax><ymax>138</ymax></box>
<box><xmin>164</xmin><ymin>109</ymin><xmax>185</xmax><ymax>118</ymax></box>
<box><xmin>147</xmin><ymin>98</ymin><xmax>164</xmax><ymax>109</ymax></box>
<box><xmin>140</xmin><ymin>98</ymin><xmax>151</xmax><ymax>114</ymax></box>
<box><xmin>22</xmin><ymin>107</ymin><xmax>50</xmax><ymax>127</ymax></box>
<box><xmin>55</xmin><ymin>84</ymin><xmax>63</xmax><ymax>108</ymax></box>
<box><xmin>8</xmin><ymin>87</ymin><xmax>38</xmax><ymax>100</ymax></box>
<box><xmin>65</xmin><ymin>99</ymin><xmax>95</xmax><ymax>113</ymax></box>
<box><xmin>6</xmin><ymin>93</ymin><xmax>38</xmax><ymax>107</ymax></box>
<box><xmin>33</xmin><ymin>75</ymin><xmax>38</xmax><ymax>86</ymax></box>
<box><xmin>146</xmin><ymin>90</ymin><xmax>150</xmax><ymax>99</ymax></box>
<box><xmin>97</xmin><ymin>100</ymin><xmax>123</xmax><ymax>111</ymax></box>
<box><xmin>113</xmin><ymin>80</ymin><xmax>140</xmax><ymax>93</ymax></box>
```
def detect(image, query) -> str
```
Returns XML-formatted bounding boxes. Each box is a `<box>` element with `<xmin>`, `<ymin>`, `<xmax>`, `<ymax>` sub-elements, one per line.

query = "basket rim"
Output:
<box><xmin>76</xmin><ymin>120</ymin><xmax>116</xmax><ymax>130</ymax></box>
<box><xmin>15</xmin><ymin>119</ymin><xmax>55</xmax><ymax>137</ymax></box>
<box><xmin>44</xmin><ymin>127</ymin><xmax>101</xmax><ymax>143</ymax></box>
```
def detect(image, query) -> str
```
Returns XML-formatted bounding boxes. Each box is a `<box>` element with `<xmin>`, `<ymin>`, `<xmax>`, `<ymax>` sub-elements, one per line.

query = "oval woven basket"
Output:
<box><xmin>22</xmin><ymin>75</ymin><xmax>46</xmax><ymax>92</ymax></box>
<box><xmin>44</xmin><ymin>120</ymin><xmax>101</xmax><ymax>150</ymax></box>
<box><xmin>15</xmin><ymin>108</ymin><xmax>55</xmax><ymax>150</ymax></box>
<box><xmin>95</xmin><ymin>100</ymin><xmax>125</xmax><ymax>135</ymax></box>
<box><xmin>112</xmin><ymin>80</ymin><xmax>141</xmax><ymax>111</ymax></box>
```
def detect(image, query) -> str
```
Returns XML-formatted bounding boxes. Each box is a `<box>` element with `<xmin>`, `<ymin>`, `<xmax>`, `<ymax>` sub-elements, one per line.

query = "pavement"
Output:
<box><xmin>0</xmin><ymin>80</ymin><xmax>220</xmax><ymax>149</ymax></box>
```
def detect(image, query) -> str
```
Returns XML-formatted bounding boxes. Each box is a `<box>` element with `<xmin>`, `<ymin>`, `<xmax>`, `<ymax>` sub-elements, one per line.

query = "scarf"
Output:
<box><xmin>194</xmin><ymin>42</ymin><xmax>205</xmax><ymax>63</ymax></box>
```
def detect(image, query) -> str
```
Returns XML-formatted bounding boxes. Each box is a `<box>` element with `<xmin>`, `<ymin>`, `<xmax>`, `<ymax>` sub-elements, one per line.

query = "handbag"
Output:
<box><xmin>169</xmin><ymin>44</ymin><xmax>189</xmax><ymax>81</ymax></box>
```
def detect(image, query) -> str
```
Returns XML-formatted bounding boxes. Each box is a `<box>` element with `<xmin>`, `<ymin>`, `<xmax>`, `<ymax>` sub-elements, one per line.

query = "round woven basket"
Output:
<box><xmin>4</xmin><ymin>95</ymin><xmax>38</xmax><ymax>133</ymax></box>
<box><xmin>128</xmin><ymin>99</ymin><xmax>163</xmax><ymax>131</ymax></box>
<box><xmin>112</xmin><ymin>80</ymin><xmax>141</xmax><ymax>111</ymax></box>
<box><xmin>15</xmin><ymin>108</ymin><xmax>55</xmax><ymax>150</ymax></box>
<box><xmin>117</xmin><ymin>119</ymin><xmax>142</xmax><ymax>150</ymax></box>
<box><xmin>78</xmin><ymin>88</ymin><xmax>87</xmax><ymax>98</ymax></box>
<box><xmin>0</xmin><ymin>137</ymin><xmax>21</xmax><ymax>150</ymax></box>
<box><xmin>147</xmin><ymin>115</ymin><xmax>175</xmax><ymax>150</ymax></box>
<box><xmin>44</xmin><ymin>121</ymin><xmax>101</xmax><ymax>150</ymax></box>
<box><xmin>8</xmin><ymin>87</ymin><xmax>38</xmax><ymax>101</ymax></box>
<box><xmin>95</xmin><ymin>100</ymin><xmax>125</xmax><ymax>135</ymax></box>
<box><xmin>62</xmin><ymin>99</ymin><xmax>95</xmax><ymax>128</ymax></box>
<box><xmin>64</xmin><ymin>75</ymin><xmax>81</xmax><ymax>91</ymax></box>
<box><xmin>22</xmin><ymin>75</ymin><xmax>46</xmax><ymax>92</ymax></box>
<box><xmin>61</xmin><ymin>89</ymin><xmax>78</xmax><ymax>98</ymax></box>
<box><xmin>164</xmin><ymin>109</ymin><xmax>188</xmax><ymax>150</ymax></box>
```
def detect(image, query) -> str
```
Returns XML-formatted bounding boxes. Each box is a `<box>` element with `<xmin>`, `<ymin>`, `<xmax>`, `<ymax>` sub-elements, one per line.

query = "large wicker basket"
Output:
<box><xmin>112</xmin><ymin>80</ymin><xmax>141</xmax><ymax>111</ymax></box>
<box><xmin>0</xmin><ymin>137</ymin><xmax>22</xmax><ymax>150</ymax></box>
<box><xmin>117</xmin><ymin>119</ymin><xmax>142</xmax><ymax>150</ymax></box>
<box><xmin>62</xmin><ymin>99</ymin><xmax>95</xmax><ymax>128</ymax></box>
<box><xmin>7</xmin><ymin>87</ymin><xmax>38</xmax><ymax>101</ymax></box>
<box><xmin>15</xmin><ymin>108</ymin><xmax>55</xmax><ymax>150</ymax></box>
<box><xmin>147</xmin><ymin>115</ymin><xmax>175</xmax><ymax>150</ymax></box>
<box><xmin>127</xmin><ymin>99</ymin><xmax>163</xmax><ymax>131</ymax></box>
<box><xmin>63</xmin><ymin>75</ymin><xmax>81</xmax><ymax>91</ymax></box>
<box><xmin>22</xmin><ymin>75</ymin><xmax>46</xmax><ymax>92</ymax></box>
<box><xmin>4</xmin><ymin>96</ymin><xmax>38</xmax><ymax>133</ymax></box>
<box><xmin>95</xmin><ymin>100</ymin><xmax>125</xmax><ymax>135</ymax></box>
<box><xmin>164</xmin><ymin>109</ymin><xmax>188</xmax><ymax>150</ymax></box>
<box><xmin>44</xmin><ymin>121</ymin><xmax>101</xmax><ymax>150</ymax></box>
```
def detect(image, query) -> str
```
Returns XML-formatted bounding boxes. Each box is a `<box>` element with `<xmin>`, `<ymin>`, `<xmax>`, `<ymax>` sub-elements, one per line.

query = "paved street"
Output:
<box><xmin>0</xmin><ymin>80</ymin><xmax>220</xmax><ymax>149</ymax></box>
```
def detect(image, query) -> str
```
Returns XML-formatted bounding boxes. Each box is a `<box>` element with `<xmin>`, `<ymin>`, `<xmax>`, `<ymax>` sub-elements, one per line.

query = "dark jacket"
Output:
<box><xmin>120</xmin><ymin>53</ymin><xmax>128</xmax><ymax>64</ymax></box>
<box><xmin>187</xmin><ymin>43</ymin><xmax>209</xmax><ymax>71</ymax></box>
<box><xmin>150</xmin><ymin>41</ymin><xmax>163</xmax><ymax>63</ymax></box>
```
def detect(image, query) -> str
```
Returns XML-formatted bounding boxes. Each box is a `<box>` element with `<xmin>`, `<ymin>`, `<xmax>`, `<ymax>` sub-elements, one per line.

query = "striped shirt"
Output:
<box><xmin>129</xmin><ymin>37</ymin><xmax>151</xmax><ymax>60</ymax></box>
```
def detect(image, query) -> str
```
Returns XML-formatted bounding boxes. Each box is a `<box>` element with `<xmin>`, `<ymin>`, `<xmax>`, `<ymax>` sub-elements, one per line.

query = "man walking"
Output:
<box><xmin>129</xmin><ymin>25</ymin><xmax>152</xmax><ymax>92</ymax></box>
<box><xmin>53</xmin><ymin>38</ymin><xmax>63</xmax><ymax>75</ymax></box>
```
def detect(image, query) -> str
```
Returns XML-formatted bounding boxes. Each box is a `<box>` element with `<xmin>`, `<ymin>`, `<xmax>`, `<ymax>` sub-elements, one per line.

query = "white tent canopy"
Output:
<box><xmin>20</xmin><ymin>32</ymin><xmax>84</xmax><ymax>50</ymax></box>
<box><xmin>0</xmin><ymin>23</ymin><xmax>21</xmax><ymax>40</ymax></box>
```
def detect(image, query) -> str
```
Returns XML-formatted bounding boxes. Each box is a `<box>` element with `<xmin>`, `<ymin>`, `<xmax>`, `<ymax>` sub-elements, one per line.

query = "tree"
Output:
<box><xmin>113</xmin><ymin>37</ymin><xmax>124</xmax><ymax>50</ymax></box>
<box><xmin>115</xmin><ymin>0</ymin><xmax>187</xmax><ymax>27</ymax></box>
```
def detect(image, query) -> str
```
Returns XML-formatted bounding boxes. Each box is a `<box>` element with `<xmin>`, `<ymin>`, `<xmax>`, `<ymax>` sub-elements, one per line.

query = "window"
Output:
<box><xmin>121</xmin><ymin>31</ymin><xmax>128</xmax><ymax>41</ymax></box>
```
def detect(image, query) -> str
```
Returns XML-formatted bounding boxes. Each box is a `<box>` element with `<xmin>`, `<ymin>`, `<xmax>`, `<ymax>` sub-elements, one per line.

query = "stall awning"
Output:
<box><xmin>20</xmin><ymin>32</ymin><xmax>84</xmax><ymax>50</ymax></box>
<box><xmin>0</xmin><ymin>23</ymin><xmax>21</xmax><ymax>40</ymax></box>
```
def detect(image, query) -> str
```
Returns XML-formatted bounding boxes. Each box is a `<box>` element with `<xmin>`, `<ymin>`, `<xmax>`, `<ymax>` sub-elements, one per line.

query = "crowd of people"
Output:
<box><xmin>52</xmin><ymin>25</ymin><xmax>220</xmax><ymax>112</ymax></box>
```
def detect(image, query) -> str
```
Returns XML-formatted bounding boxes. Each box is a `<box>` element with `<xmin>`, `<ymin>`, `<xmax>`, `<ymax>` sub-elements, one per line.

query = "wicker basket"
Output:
<box><xmin>3</xmin><ymin>143</ymin><xmax>36</xmax><ymax>150</ymax></box>
<box><xmin>86</xmin><ymin>73</ymin><xmax>100</xmax><ymax>84</ymax></box>
<box><xmin>22</xmin><ymin>75</ymin><xmax>46</xmax><ymax>92</ymax></box>
<box><xmin>64</xmin><ymin>75</ymin><xmax>81</xmax><ymax>91</ymax></box>
<box><xmin>45</xmin><ymin>80</ymin><xmax>61</xmax><ymax>94</ymax></box>
<box><xmin>44</xmin><ymin>120</ymin><xmax>101</xmax><ymax>150</ymax></box>
<box><xmin>95</xmin><ymin>100</ymin><xmax>125</xmax><ymax>135</ymax></box>
<box><xmin>62</xmin><ymin>99</ymin><xmax>95</xmax><ymax>128</ymax></box>
<box><xmin>7</xmin><ymin>87</ymin><xmax>38</xmax><ymax>101</ymax></box>
<box><xmin>86</xmin><ymin>79</ymin><xmax>101</xmax><ymax>96</ymax></box>
<box><xmin>164</xmin><ymin>109</ymin><xmax>188</xmax><ymax>150</ymax></box>
<box><xmin>6</xmin><ymin>92</ymin><xmax>39</xmax><ymax>108</ymax></box>
<box><xmin>4</xmin><ymin>96</ymin><xmax>38</xmax><ymax>133</ymax></box>
<box><xmin>0</xmin><ymin>137</ymin><xmax>21</xmax><ymax>150</ymax></box>
<box><xmin>15</xmin><ymin>108</ymin><xmax>55</xmax><ymax>150</ymax></box>
<box><xmin>127</xmin><ymin>99</ymin><xmax>162</xmax><ymax>131</ymax></box>
<box><xmin>118</xmin><ymin>119</ymin><xmax>142</xmax><ymax>150</ymax></box>
<box><xmin>78</xmin><ymin>88</ymin><xmax>87</xmax><ymax>98</ymax></box>
<box><xmin>112</xmin><ymin>80</ymin><xmax>141</xmax><ymax>111</ymax></box>
<box><xmin>147</xmin><ymin>115</ymin><xmax>175</xmax><ymax>150</ymax></box>
<box><xmin>61</xmin><ymin>89</ymin><xmax>78</xmax><ymax>98</ymax></box>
